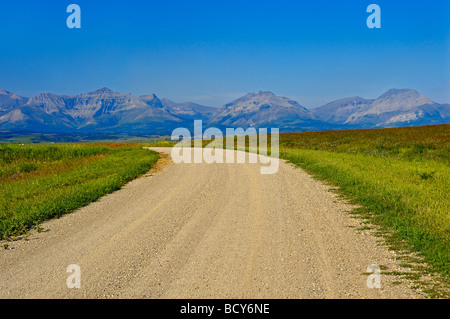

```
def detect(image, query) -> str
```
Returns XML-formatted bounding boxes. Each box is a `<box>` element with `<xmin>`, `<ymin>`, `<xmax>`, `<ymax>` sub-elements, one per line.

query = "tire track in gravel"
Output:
<box><xmin>0</xmin><ymin>147</ymin><xmax>424</xmax><ymax>299</ymax></box>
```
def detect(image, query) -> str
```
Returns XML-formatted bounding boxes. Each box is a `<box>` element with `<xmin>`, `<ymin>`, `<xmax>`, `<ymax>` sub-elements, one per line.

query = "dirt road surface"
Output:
<box><xmin>0</xmin><ymin>148</ymin><xmax>423</xmax><ymax>298</ymax></box>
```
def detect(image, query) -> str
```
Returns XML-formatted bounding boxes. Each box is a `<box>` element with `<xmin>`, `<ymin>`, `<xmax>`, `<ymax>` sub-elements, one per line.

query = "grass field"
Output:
<box><xmin>147</xmin><ymin>124</ymin><xmax>450</xmax><ymax>283</ymax></box>
<box><xmin>2</xmin><ymin>124</ymin><xmax>448</xmax><ymax>291</ymax></box>
<box><xmin>0</xmin><ymin>143</ymin><xmax>159</xmax><ymax>239</ymax></box>
<box><xmin>278</xmin><ymin>125</ymin><xmax>449</xmax><ymax>280</ymax></box>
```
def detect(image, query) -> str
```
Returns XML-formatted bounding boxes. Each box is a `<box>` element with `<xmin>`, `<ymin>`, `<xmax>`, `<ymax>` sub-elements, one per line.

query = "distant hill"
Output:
<box><xmin>140</xmin><ymin>95</ymin><xmax>216</xmax><ymax>120</ymax></box>
<box><xmin>0</xmin><ymin>90</ymin><xmax>28</xmax><ymax>113</ymax></box>
<box><xmin>311</xmin><ymin>96</ymin><xmax>374</xmax><ymax>124</ymax></box>
<box><xmin>0</xmin><ymin>88</ymin><xmax>183</xmax><ymax>134</ymax></box>
<box><xmin>313</xmin><ymin>89</ymin><xmax>449</xmax><ymax>128</ymax></box>
<box><xmin>0</xmin><ymin>88</ymin><xmax>448</xmax><ymax>135</ymax></box>
<box><xmin>208</xmin><ymin>91</ymin><xmax>332</xmax><ymax>132</ymax></box>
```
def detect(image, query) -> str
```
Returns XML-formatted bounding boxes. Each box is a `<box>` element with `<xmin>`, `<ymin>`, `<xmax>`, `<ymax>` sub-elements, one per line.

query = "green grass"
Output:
<box><xmin>150</xmin><ymin>125</ymin><xmax>450</xmax><ymax>277</ymax></box>
<box><xmin>0</xmin><ymin>143</ymin><xmax>159</xmax><ymax>239</ymax></box>
<box><xmin>118</xmin><ymin>124</ymin><xmax>450</xmax><ymax>284</ymax></box>
<box><xmin>281</xmin><ymin>149</ymin><xmax>449</xmax><ymax>274</ymax></box>
<box><xmin>278</xmin><ymin>125</ymin><xmax>449</xmax><ymax>281</ymax></box>
<box><xmin>279</xmin><ymin>125</ymin><xmax>449</xmax><ymax>162</ymax></box>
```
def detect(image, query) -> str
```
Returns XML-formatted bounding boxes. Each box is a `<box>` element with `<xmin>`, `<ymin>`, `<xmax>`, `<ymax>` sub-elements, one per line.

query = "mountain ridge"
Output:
<box><xmin>314</xmin><ymin>88</ymin><xmax>448</xmax><ymax>128</ymax></box>
<box><xmin>0</xmin><ymin>88</ymin><xmax>448</xmax><ymax>135</ymax></box>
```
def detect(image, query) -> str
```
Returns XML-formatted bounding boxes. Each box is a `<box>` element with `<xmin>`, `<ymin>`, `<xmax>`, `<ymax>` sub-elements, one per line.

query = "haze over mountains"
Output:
<box><xmin>0</xmin><ymin>88</ymin><xmax>448</xmax><ymax>135</ymax></box>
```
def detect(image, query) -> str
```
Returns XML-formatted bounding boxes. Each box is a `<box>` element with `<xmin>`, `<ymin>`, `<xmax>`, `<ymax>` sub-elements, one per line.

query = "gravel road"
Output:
<box><xmin>0</xmin><ymin>147</ymin><xmax>423</xmax><ymax>298</ymax></box>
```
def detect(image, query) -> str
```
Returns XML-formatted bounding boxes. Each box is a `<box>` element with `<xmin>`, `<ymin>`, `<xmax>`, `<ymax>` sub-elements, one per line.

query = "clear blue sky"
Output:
<box><xmin>0</xmin><ymin>0</ymin><xmax>449</xmax><ymax>108</ymax></box>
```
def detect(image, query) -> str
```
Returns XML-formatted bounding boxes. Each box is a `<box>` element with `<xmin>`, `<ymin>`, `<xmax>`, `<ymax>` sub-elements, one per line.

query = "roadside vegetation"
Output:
<box><xmin>275</xmin><ymin>125</ymin><xmax>450</xmax><ymax>297</ymax></box>
<box><xmin>278</xmin><ymin>125</ymin><xmax>449</xmax><ymax>280</ymax></box>
<box><xmin>0</xmin><ymin>143</ymin><xmax>159</xmax><ymax>239</ymax></box>
<box><xmin>2</xmin><ymin>124</ymin><xmax>448</xmax><ymax>295</ymax></box>
<box><xmin>147</xmin><ymin>124</ymin><xmax>450</xmax><ymax>290</ymax></box>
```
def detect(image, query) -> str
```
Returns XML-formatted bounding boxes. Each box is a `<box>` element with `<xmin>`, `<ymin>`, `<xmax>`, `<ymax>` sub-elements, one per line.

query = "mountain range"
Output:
<box><xmin>311</xmin><ymin>89</ymin><xmax>449</xmax><ymax>128</ymax></box>
<box><xmin>0</xmin><ymin>88</ymin><xmax>448</xmax><ymax>135</ymax></box>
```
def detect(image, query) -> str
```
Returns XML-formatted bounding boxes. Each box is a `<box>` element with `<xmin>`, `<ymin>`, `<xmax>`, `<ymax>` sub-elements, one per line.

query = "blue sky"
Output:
<box><xmin>0</xmin><ymin>0</ymin><xmax>449</xmax><ymax>108</ymax></box>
